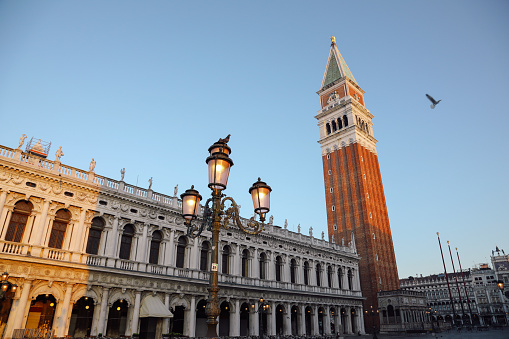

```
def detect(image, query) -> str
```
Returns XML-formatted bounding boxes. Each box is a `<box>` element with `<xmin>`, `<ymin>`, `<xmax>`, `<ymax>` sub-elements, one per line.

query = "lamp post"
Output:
<box><xmin>180</xmin><ymin>136</ymin><xmax>272</xmax><ymax>338</ymax></box>
<box><xmin>258</xmin><ymin>298</ymin><xmax>269</xmax><ymax>339</ymax></box>
<box><xmin>0</xmin><ymin>271</ymin><xmax>17</xmax><ymax>299</ymax></box>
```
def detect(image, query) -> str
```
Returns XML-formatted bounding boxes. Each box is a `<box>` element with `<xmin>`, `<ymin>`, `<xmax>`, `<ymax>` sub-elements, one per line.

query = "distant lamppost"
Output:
<box><xmin>0</xmin><ymin>272</ymin><xmax>17</xmax><ymax>299</ymax></box>
<box><xmin>257</xmin><ymin>298</ymin><xmax>269</xmax><ymax>339</ymax></box>
<box><xmin>180</xmin><ymin>136</ymin><xmax>272</xmax><ymax>338</ymax></box>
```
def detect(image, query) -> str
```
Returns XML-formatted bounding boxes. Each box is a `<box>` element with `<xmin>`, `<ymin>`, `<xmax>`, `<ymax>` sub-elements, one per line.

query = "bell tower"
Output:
<box><xmin>315</xmin><ymin>37</ymin><xmax>400</xmax><ymax>320</ymax></box>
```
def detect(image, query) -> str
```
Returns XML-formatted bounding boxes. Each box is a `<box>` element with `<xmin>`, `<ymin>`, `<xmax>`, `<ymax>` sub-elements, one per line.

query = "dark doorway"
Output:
<box><xmin>140</xmin><ymin>317</ymin><xmax>158</xmax><ymax>339</ymax></box>
<box><xmin>26</xmin><ymin>294</ymin><xmax>57</xmax><ymax>329</ymax></box>
<box><xmin>68</xmin><ymin>297</ymin><xmax>94</xmax><ymax>336</ymax></box>
<box><xmin>172</xmin><ymin>306</ymin><xmax>185</xmax><ymax>336</ymax></box>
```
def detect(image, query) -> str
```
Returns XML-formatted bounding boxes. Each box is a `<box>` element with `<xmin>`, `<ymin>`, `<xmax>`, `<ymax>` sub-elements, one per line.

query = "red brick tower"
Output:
<box><xmin>315</xmin><ymin>37</ymin><xmax>400</xmax><ymax>324</ymax></box>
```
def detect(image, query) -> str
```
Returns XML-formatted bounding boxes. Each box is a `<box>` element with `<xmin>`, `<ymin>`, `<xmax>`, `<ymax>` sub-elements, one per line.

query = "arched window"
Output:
<box><xmin>337</xmin><ymin>117</ymin><xmax>343</xmax><ymax>129</ymax></box>
<box><xmin>327</xmin><ymin>266</ymin><xmax>333</xmax><ymax>288</ymax></box>
<box><xmin>86</xmin><ymin>217</ymin><xmax>104</xmax><ymax>255</ymax></box>
<box><xmin>348</xmin><ymin>269</ymin><xmax>353</xmax><ymax>290</ymax></box>
<box><xmin>275</xmin><ymin>256</ymin><xmax>283</xmax><ymax>282</ymax></box>
<box><xmin>315</xmin><ymin>263</ymin><xmax>321</xmax><ymax>287</ymax></box>
<box><xmin>326</xmin><ymin>123</ymin><xmax>331</xmax><ymax>135</ymax></box>
<box><xmin>176</xmin><ymin>236</ymin><xmax>187</xmax><ymax>268</ymax></box>
<box><xmin>200</xmin><ymin>241</ymin><xmax>210</xmax><ymax>271</ymax></box>
<box><xmin>290</xmin><ymin>259</ymin><xmax>297</xmax><ymax>284</ymax></box>
<box><xmin>241</xmin><ymin>249</ymin><xmax>249</xmax><ymax>277</ymax></box>
<box><xmin>222</xmin><ymin>245</ymin><xmax>230</xmax><ymax>274</ymax></box>
<box><xmin>259</xmin><ymin>252</ymin><xmax>267</xmax><ymax>280</ymax></box>
<box><xmin>149</xmin><ymin>231</ymin><xmax>162</xmax><ymax>264</ymax></box>
<box><xmin>343</xmin><ymin>115</ymin><xmax>348</xmax><ymax>127</ymax></box>
<box><xmin>119</xmin><ymin>224</ymin><xmax>135</xmax><ymax>260</ymax></box>
<box><xmin>331</xmin><ymin>120</ymin><xmax>337</xmax><ymax>132</ymax></box>
<box><xmin>338</xmin><ymin>268</ymin><xmax>343</xmax><ymax>289</ymax></box>
<box><xmin>5</xmin><ymin>200</ymin><xmax>32</xmax><ymax>242</ymax></box>
<box><xmin>48</xmin><ymin>209</ymin><xmax>70</xmax><ymax>249</ymax></box>
<box><xmin>304</xmin><ymin>261</ymin><xmax>310</xmax><ymax>285</ymax></box>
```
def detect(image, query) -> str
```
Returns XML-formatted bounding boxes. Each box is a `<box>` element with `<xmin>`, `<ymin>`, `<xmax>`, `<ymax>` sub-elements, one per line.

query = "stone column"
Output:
<box><xmin>230</xmin><ymin>299</ymin><xmax>240</xmax><ymax>336</ymax></box>
<box><xmin>106</xmin><ymin>217</ymin><xmax>119</xmax><ymax>265</ymax></box>
<box><xmin>184</xmin><ymin>295</ymin><xmax>196</xmax><ymax>337</ymax></box>
<box><xmin>250</xmin><ymin>301</ymin><xmax>259</xmax><ymax>335</ymax></box>
<box><xmin>0</xmin><ymin>190</ymin><xmax>8</xmax><ymax>214</ymax></box>
<box><xmin>252</xmin><ymin>248</ymin><xmax>259</xmax><ymax>279</ymax></box>
<box><xmin>55</xmin><ymin>283</ymin><xmax>73</xmax><ymax>336</ymax></box>
<box><xmin>163</xmin><ymin>293</ymin><xmax>171</xmax><ymax>334</ymax></box>
<box><xmin>130</xmin><ymin>291</ymin><xmax>142</xmax><ymax>335</ymax></box>
<box><xmin>137</xmin><ymin>224</ymin><xmax>149</xmax><ymax>262</ymax></box>
<box><xmin>91</xmin><ymin>300</ymin><xmax>101</xmax><ymax>336</ymax></box>
<box><xmin>0</xmin><ymin>207</ymin><xmax>13</xmax><ymax>239</ymax></box>
<box><xmin>284</xmin><ymin>303</ymin><xmax>292</xmax><ymax>335</ymax></box>
<box><xmin>165</xmin><ymin>230</ymin><xmax>175</xmax><ymax>266</ymax></box>
<box><xmin>69</xmin><ymin>209</ymin><xmax>86</xmax><ymax>252</ymax></box>
<box><xmin>358</xmin><ymin>306</ymin><xmax>365</xmax><ymax>334</ymax></box>
<box><xmin>96</xmin><ymin>287</ymin><xmax>110</xmax><ymax>335</ymax></box>
<box><xmin>4</xmin><ymin>279</ymin><xmax>32</xmax><ymax>339</ymax></box>
<box><xmin>190</xmin><ymin>238</ymin><xmax>199</xmax><ymax>270</ymax></box>
<box><xmin>268</xmin><ymin>301</ymin><xmax>276</xmax><ymax>335</ymax></box>
<box><xmin>324</xmin><ymin>306</ymin><xmax>331</xmax><ymax>335</ymax></box>
<box><xmin>345</xmin><ymin>309</ymin><xmax>351</xmax><ymax>334</ymax></box>
<box><xmin>299</xmin><ymin>304</ymin><xmax>306</xmax><ymax>335</ymax></box>
<box><xmin>313</xmin><ymin>305</ymin><xmax>319</xmax><ymax>335</ymax></box>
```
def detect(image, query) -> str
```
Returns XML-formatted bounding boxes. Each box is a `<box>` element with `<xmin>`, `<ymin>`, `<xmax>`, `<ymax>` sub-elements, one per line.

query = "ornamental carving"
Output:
<box><xmin>6</xmin><ymin>192</ymin><xmax>25</xmax><ymax>206</ymax></box>
<box><xmin>52</xmin><ymin>185</ymin><xmax>63</xmax><ymax>195</ymax></box>
<box><xmin>12</xmin><ymin>175</ymin><xmax>24</xmax><ymax>185</ymax></box>
<box><xmin>149</xmin><ymin>211</ymin><xmax>157</xmax><ymax>219</ymax></box>
<box><xmin>111</xmin><ymin>201</ymin><xmax>119</xmax><ymax>209</ymax></box>
<box><xmin>76</xmin><ymin>192</ymin><xmax>87</xmax><ymax>201</ymax></box>
<box><xmin>39</xmin><ymin>183</ymin><xmax>50</xmax><ymax>191</ymax></box>
<box><xmin>88</xmin><ymin>195</ymin><xmax>98</xmax><ymax>204</ymax></box>
<box><xmin>140</xmin><ymin>209</ymin><xmax>147</xmax><ymax>217</ymax></box>
<box><xmin>85</xmin><ymin>210</ymin><xmax>95</xmax><ymax>224</ymax></box>
<box><xmin>67</xmin><ymin>206</ymin><xmax>81</xmax><ymax>221</ymax></box>
<box><xmin>0</xmin><ymin>171</ymin><xmax>9</xmax><ymax>181</ymax></box>
<box><xmin>120</xmin><ymin>204</ymin><xmax>129</xmax><ymax>212</ymax></box>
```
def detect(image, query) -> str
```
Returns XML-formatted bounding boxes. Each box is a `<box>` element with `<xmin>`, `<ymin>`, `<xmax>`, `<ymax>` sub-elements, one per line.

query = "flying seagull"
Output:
<box><xmin>426</xmin><ymin>94</ymin><xmax>441</xmax><ymax>109</ymax></box>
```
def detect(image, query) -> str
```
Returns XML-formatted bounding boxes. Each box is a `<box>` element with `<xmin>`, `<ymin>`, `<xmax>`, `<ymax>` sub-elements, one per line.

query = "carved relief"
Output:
<box><xmin>67</xmin><ymin>206</ymin><xmax>81</xmax><ymax>221</ymax></box>
<box><xmin>120</xmin><ymin>204</ymin><xmax>128</xmax><ymax>212</ymax></box>
<box><xmin>88</xmin><ymin>195</ymin><xmax>98</xmax><ymax>204</ymax></box>
<box><xmin>140</xmin><ymin>209</ymin><xmax>147</xmax><ymax>217</ymax></box>
<box><xmin>85</xmin><ymin>210</ymin><xmax>95</xmax><ymax>224</ymax></box>
<box><xmin>52</xmin><ymin>185</ymin><xmax>63</xmax><ymax>195</ymax></box>
<box><xmin>0</xmin><ymin>171</ymin><xmax>9</xmax><ymax>181</ymax></box>
<box><xmin>112</xmin><ymin>201</ymin><xmax>119</xmax><ymax>210</ymax></box>
<box><xmin>76</xmin><ymin>192</ymin><xmax>87</xmax><ymax>201</ymax></box>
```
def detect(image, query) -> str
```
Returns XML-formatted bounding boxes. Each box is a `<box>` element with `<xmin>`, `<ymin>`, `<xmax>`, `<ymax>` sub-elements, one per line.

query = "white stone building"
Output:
<box><xmin>0</xmin><ymin>138</ymin><xmax>365</xmax><ymax>338</ymax></box>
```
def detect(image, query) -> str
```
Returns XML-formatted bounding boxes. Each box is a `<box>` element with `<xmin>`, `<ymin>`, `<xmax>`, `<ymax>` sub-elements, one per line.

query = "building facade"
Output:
<box><xmin>0</xmin><ymin>138</ymin><xmax>365</xmax><ymax>338</ymax></box>
<box><xmin>400</xmin><ymin>258</ymin><xmax>508</xmax><ymax>327</ymax></box>
<box><xmin>492</xmin><ymin>247</ymin><xmax>509</xmax><ymax>322</ymax></box>
<box><xmin>315</xmin><ymin>37</ymin><xmax>400</xmax><ymax>326</ymax></box>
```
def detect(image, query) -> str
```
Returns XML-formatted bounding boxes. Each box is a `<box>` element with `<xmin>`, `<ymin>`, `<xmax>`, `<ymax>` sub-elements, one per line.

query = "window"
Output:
<box><xmin>241</xmin><ymin>249</ymin><xmax>249</xmax><ymax>277</ymax></box>
<box><xmin>275</xmin><ymin>256</ymin><xmax>283</xmax><ymax>282</ymax></box>
<box><xmin>343</xmin><ymin>115</ymin><xmax>348</xmax><ymax>127</ymax></box>
<box><xmin>119</xmin><ymin>224</ymin><xmax>135</xmax><ymax>260</ymax></box>
<box><xmin>326</xmin><ymin>123</ymin><xmax>331</xmax><ymax>135</ymax></box>
<box><xmin>5</xmin><ymin>200</ymin><xmax>32</xmax><ymax>242</ymax></box>
<box><xmin>176</xmin><ymin>236</ymin><xmax>187</xmax><ymax>268</ymax></box>
<box><xmin>373</xmin><ymin>233</ymin><xmax>375</xmax><ymax>239</ymax></box>
<box><xmin>331</xmin><ymin>120</ymin><xmax>337</xmax><ymax>132</ymax></box>
<box><xmin>327</xmin><ymin>266</ymin><xmax>333</xmax><ymax>288</ymax></box>
<box><xmin>370</xmin><ymin>212</ymin><xmax>372</xmax><ymax>219</ymax></box>
<box><xmin>363</xmin><ymin>174</ymin><xmax>366</xmax><ymax>179</ymax></box>
<box><xmin>200</xmin><ymin>241</ymin><xmax>210</xmax><ymax>271</ymax></box>
<box><xmin>222</xmin><ymin>245</ymin><xmax>230</xmax><ymax>274</ymax></box>
<box><xmin>330</xmin><ymin>188</ymin><xmax>333</xmax><ymax>193</ymax></box>
<box><xmin>328</xmin><ymin>170</ymin><xmax>332</xmax><ymax>175</ymax></box>
<box><xmin>259</xmin><ymin>252</ymin><xmax>267</xmax><ymax>279</ymax></box>
<box><xmin>149</xmin><ymin>231</ymin><xmax>162</xmax><ymax>264</ymax></box>
<box><xmin>304</xmin><ymin>261</ymin><xmax>310</xmax><ymax>285</ymax></box>
<box><xmin>48</xmin><ymin>209</ymin><xmax>70</xmax><ymax>249</ymax></box>
<box><xmin>338</xmin><ymin>268</ymin><xmax>343</xmax><ymax>289</ymax></box>
<box><xmin>316</xmin><ymin>264</ymin><xmax>321</xmax><ymax>286</ymax></box>
<box><xmin>327</xmin><ymin>154</ymin><xmax>330</xmax><ymax>159</ymax></box>
<box><xmin>348</xmin><ymin>269</ymin><xmax>353</xmax><ymax>290</ymax></box>
<box><xmin>290</xmin><ymin>259</ymin><xmax>297</xmax><ymax>283</ymax></box>
<box><xmin>366</xmin><ymin>193</ymin><xmax>369</xmax><ymax>199</ymax></box>
<box><xmin>86</xmin><ymin>217</ymin><xmax>104</xmax><ymax>255</ymax></box>
<box><xmin>332</xmin><ymin>205</ymin><xmax>335</xmax><ymax>211</ymax></box>
<box><xmin>337</xmin><ymin>117</ymin><xmax>343</xmax><ymax>129</ymax></box>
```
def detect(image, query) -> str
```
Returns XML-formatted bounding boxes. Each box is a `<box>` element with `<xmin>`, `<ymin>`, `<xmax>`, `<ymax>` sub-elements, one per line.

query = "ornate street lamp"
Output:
<box><xmin>180</xmin><ymin>135</ymin><xmax>271</xmax><ymax>338</ymax></box>
<box><xmin>0</xmin><ymin>271</ymin><xmax>17</xmax><ymax>299</ymax></box>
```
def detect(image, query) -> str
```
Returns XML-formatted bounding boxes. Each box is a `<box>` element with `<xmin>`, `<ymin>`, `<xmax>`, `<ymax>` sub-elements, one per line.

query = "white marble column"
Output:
<box><xmin>299</xmin><ymin>305</ymin><xmax>306</xmax><ymax>335</ymax></box>
<box><xmin>252</xmin><ymin>248</ymin><xmax>259</xmax><ymax>279</ymax></box>
<box><xmin>324</xmin><ymin>306</ymin><xmax>331</xmax><ymax>335</ymax></box>
<box><xmin>230</xmin><ymin>299</ymin><xmax>240</xmax><ymax>336</ymax></box>
<box><xmin>163</xmin><ymin>293</ymin><xmax>171</xmax><ymax>334</ymax></box>
<box><xmin>345</xmin><ymin>310</ymin><xmax>352</xmax><ymax>334</ymax></box>
<box><xmin>249</xmin><ymin>301</ymin><xmax>259</xmax><ymax>335</ymax></box>
<box><xmin>284</xmin><ymin>303</ymin><xmax>292</xmax><ymax>335</ymax></box>
<box><xmin>96</xmin><ymin>287</ymin><xmax>110</xmax><ymax>335</ymax></box>
<box><xmin>4</xmin><ymin>279</ymin><xmax>32</xmax><ymax>339</ymax></box>
<box><xmin>268</xmin><ymin>301</ymin><xmax>276</xmax><ymax>335</ymax></box>
<box><xmin>106</xmin><ymin>216</ymin><xmax>119</xmax><ymax>258</ymax></box>
<box><xmin>91</xmin><ymin>300</ymin><xmax>101</xmax><ymax>336</ymax></box>
<box><xmin>0</xmin><ymin>207</ymin><xmax>13</xmax><ymax>239</ymax></box>
<box><xmin>56</xmin><ymin>283</ymin><xmax>74</xmax><ymax>336</ymax></box>
<box><xmin>313</xmin><ymin>305</ymin><xmax>319</xmax><ymax>335</ymax></box>
<box><xmin>165</xmin><ymin>230</ymin><xmax>175</xmax><ymax>266</ymax></box>
<box><xmin>184</xmin><ymin>295</ymin><xmax>196</xmax><ymax>337</ymax></box>
<box><xmin>130</xmin><ymin>291</ymin><xmax>142</xmax><ymax>335</ymax></box>
<box><xmin>0</xmin><ymin>190</ymin><xmax>7</xmax><ymax>214</ymax></box>
<box><xmin>137</xmin><ymin>224</ymin><xmax>149</xmax><ymax>262</ymax></box>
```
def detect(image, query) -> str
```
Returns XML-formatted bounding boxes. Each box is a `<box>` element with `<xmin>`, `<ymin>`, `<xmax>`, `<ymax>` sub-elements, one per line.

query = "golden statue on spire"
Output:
<box><xmin>330</xmin><ymin>36</ymin><xmax>336</xmax><ymax>45</ymax></box>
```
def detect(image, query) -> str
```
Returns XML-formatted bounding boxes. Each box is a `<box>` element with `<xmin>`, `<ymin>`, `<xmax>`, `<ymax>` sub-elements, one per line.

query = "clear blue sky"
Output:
<box><xmin>1</xmin><ymin>1</ymin><xmax>508</xmax><ymax>279</ymax></box>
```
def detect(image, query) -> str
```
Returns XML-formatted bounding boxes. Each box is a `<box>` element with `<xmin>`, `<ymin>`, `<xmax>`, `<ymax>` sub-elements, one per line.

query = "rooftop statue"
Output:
<box><xmin>89</xmin><ymin>158</ymin><xmax>96</xmax><ymax>172</ymax></box>
<box><xmin>55</xmin><ymin>146</ymin><xmax>64</xmax><ymax>161</ymax></box>
<box><xmin>18</xmin><ymin>134</ymin><xmax>27</xmax><ymax>149</ymax></box>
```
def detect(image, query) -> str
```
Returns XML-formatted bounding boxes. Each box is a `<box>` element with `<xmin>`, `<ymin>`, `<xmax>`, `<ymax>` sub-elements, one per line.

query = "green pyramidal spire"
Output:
<box><xmin>321</xmin><ymin>37</ymin><xmax>357</xmax><ymax>89</ymax></box>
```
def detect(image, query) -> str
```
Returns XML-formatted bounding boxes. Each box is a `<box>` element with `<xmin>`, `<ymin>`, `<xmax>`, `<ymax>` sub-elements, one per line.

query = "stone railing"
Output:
<box><xmin>0</xmin><ymin>239</ymin><xmax>362</xmax><ymax>297</ymax></box>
